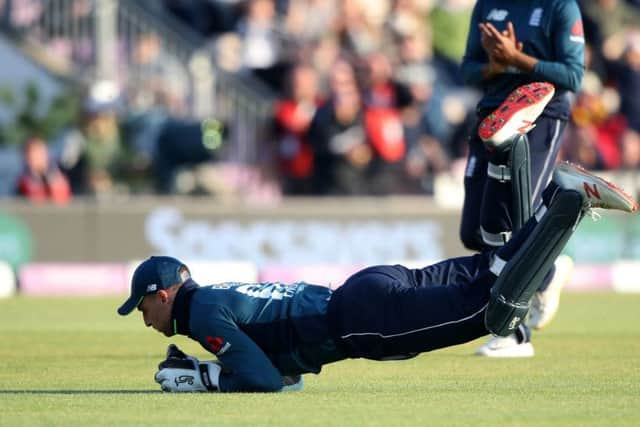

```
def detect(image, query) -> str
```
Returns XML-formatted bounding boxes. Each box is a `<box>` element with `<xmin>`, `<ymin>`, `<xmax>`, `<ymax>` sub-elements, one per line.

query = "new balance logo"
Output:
<box><xmin>584</xmin><ymin>182</ymin><xmax>601</xmax><ymax>199</ymax></box>
<box><xmin>487</xmin><ymin>9</ymin><xmax>508</xmax><ymax>21</ymax></box>
<box><xmin>529</xmin><ymin>8</ymin><xmax>542</xmax><ymax>26</ymax></box>
<box><xmin>518</xmin><ymin>120</ymin><xmax>534</xmax><ymax>133</ymax></box>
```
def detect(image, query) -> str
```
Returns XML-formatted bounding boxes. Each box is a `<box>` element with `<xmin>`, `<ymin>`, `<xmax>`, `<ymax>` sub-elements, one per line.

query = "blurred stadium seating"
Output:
<box><xmin>0</xmin><ymin>0</ymin><xmax>638</xmax><ymax>200</ymax></box>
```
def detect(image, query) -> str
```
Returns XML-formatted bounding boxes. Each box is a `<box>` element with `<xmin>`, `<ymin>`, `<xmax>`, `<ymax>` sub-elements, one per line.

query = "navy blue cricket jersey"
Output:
<box><xmin>461</xmin><ymin>0</ymin><xmax>585</xmax><ymax>119</ymax></box>
<box><xmin>171</xmin><ymin>279</ymin><xmax>345</xmax><ymax>392</ymax></box>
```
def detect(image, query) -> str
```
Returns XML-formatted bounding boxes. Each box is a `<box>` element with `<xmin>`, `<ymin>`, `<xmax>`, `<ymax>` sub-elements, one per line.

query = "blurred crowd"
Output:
<box><xmin>209</xmin><ymin>0</ymin><xmax>477</xmax><ymax>195</ymax></box>
<box><xmin>1</xmin><ymin>0</ymin><xmax>640</xmax><ymax>203</ymax></box>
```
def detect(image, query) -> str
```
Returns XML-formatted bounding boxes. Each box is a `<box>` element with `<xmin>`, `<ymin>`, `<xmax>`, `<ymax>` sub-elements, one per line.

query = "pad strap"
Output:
<box><xmin>487</xmin><ymin>163</ymin><xmax>511</xmax><ymax>182</ymax></box>
<box><xmin>481</xmin><ymin>226</ymin><xmax>511</xmax><ymax>247</ymax></box>
<box><xmin>489</xmin><ymin>255</ymin><xmax>507</xmax><ymax>276</ymax></box>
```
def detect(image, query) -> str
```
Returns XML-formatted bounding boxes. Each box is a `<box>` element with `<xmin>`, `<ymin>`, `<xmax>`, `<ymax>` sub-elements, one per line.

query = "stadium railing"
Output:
<box><xmin>0</xmin><ymin>0</ymin><xmax>275</xmax><ymax>165</ymax></box>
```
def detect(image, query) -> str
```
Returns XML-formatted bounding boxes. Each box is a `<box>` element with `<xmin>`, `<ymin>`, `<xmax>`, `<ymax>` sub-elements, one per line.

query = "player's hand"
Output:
<box><xmin>480</xmin><ymin>23</ymin><xmax>499</xmax><ymax>54</ymax></box>
<box><xmin>479</xmin><ymin>22</ymin><xmax>523</xmax><ymax>65</ymax></box>
<box><xmin>154</xmin><ymin>344</ymin><xmax>221</xmax><ymax>392</ymax></box>
<box><xmin>479</xmin><ymin>23</ymin><xmax>509</xmax><ymax>78</ymax></box>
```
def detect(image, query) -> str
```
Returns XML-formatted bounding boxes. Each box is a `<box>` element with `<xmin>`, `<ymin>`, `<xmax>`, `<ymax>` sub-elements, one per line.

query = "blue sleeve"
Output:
<box><xmin>194</xmin><ymin>306</ymin><xmax>283</xmax><ymax>393</ymax></box>
<box><xmin>460</xmin><ymin>1</ymin><xmax>487</xmax><ymax>86</ymax></box>
<box><xmin>532</xmin><ymin>1</ymin><xmax>584</xmax><ymax>92</ymax></box>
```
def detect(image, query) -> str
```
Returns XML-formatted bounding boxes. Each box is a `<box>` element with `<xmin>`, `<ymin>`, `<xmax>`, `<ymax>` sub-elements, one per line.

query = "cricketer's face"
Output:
<box><xmin>138</xmin><ymin>292</ymin><xmax>174</xmax><ymax>337</ymax></box>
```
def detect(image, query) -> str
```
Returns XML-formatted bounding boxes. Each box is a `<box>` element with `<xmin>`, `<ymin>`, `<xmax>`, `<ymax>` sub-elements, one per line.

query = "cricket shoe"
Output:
<box><xmin>478</xmin><ymin>82</ymin><xmax>555</xmax><ymax>150</ymax></box>
<box><xmin>527</xmin><ymin>254</ymin><xmax>574</xmax><ymax>330</ymax></box>
<box><xmin>552</xmin><ymin>162</ymin><xmax>639</xmax><ymax>213</ymax></box>
<box><xmin>475</xmin><ymin>324</ymin><xmax>534</xmax><ymax>358</ymax></box>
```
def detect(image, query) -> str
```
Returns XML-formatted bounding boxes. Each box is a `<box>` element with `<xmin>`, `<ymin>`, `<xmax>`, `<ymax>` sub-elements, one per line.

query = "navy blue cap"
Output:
<box><xmin>117</xmin><ymin>256</ymin><xmax>190</xmax><ymax>316</ymax></box>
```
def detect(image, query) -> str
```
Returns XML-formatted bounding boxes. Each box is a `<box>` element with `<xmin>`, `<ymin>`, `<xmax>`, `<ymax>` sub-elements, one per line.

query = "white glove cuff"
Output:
<box><xmin>199</xmin><ymin>361</ymin><xmax>221</xmax><ymax>391</ymax></box>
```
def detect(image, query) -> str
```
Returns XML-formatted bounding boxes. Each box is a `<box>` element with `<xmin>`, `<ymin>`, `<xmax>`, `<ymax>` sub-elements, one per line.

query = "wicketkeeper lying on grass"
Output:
<box><xmin>118</xmin><ymin>163</ymin><xmax>637</xmax><ymax>393</ymax></box>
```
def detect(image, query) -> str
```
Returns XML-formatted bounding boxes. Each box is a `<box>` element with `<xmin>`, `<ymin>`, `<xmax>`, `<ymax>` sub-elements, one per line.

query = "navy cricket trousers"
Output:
<box><xmin>460</xmin><ymin>114</ymin><xmax>567</xmax><ymax>251</ymax></box>
<box><xmin>327</xmin><ymin>254</ymin><xmax>495</xmax><ymax>360</ymax></box>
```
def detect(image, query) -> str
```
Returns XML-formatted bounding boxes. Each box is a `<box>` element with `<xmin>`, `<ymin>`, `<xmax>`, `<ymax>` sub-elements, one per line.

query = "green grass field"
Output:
<box><xmin>1</xmin><ymin>293</ymin><xmax>639</xmax><ymax>427</ymax></box>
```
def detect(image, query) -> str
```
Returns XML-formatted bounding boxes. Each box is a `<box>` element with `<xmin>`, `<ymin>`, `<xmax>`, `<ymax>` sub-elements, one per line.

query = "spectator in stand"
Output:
<box><xmin>362</xmin><ymin>52</ymin><xmax>413</xmax><ymax>110</ymax></box>
<box><xmin>612</xmin><ymin>31</ymin><xmax>640</xmax><ymax>170</ymax></box>
<box><xmin>283</xmin><ymin>0</ymin><xmax>338</xmax><ymax>44</ymax></box>
<box><xmin>561</xmin><ymin>122</ymin><xmax>608</xmax><ymax>171</ymax></box>
<box><xmin>235</xmin><ymin>0</ymin><xmax>287</xmax><ymax>92</ymax></box>
<box><xmin>307</xmin><ymin>59</ymin><xmax>371</xmax><ymax>195</ymax></box>
<box><xmin>580</xmin><ymin>0</ymin><xmax>640</xmax><ymax>46</ymax></box>
<box><xmin>129</xmin><ymin>31</ymin><xmax>190</xmax><ymax>116</ymax></box>
<box><xmin>336</xmin><ymin>0</ymin><xmax>392</xmax><ymax>58</ymax></box>
<box><xmin>386</xmin><ymin>0</ymin><xmax>433</xmax><ymax>56</ymax></box>
<box><xmin>580</xmin><ymin>0</ymin><xmax>640</xmax><ymax>79</ymax></box>
<box><xmin>562</xmin><ymin>30</ymin><xmax>640</xmax><ymax>171</ymax></box>
<box><xmin>309</xmin><ymin>35</ymin><xmax>342</xmax><ymax>89</ymax></box>
<box><xmin>396</xmin><ymin>63</ymin><xmax>451</xmax><ymax>194</ymax></box>
<box><xmin>16</xmin><ymin>137</ymin><xmax>72</xmax><ymax>204</ymax></box>
<box><xmin>558</xmin><ymin>37</ymin><xmax>606</xmax><ymax>169</ymax></box>
<box><xmin>395</xmin><ymin>23</ymin><xmax>473</xmax><ymax>158</ymax></box>
<box><xmin>428</xmin><ymin>0</ymin><xmax>474</xmax><ymax>86</ymax></box>
<box><xmin>568</xmin><ymin>88</ymin><xmax>627</xmax><ymax>170</ymax></box>
<box><xmin>393</xmin><ymin>23</ymin><xmax>468</xmax><ymax>193</ymax></box>
<box><xmin>273</xmin><ymin>63</ymin><xmax>322</xmax><ymax>194</ymax></box>
<box><xmin>81</xmin><ymin>105</ymin><xmax>126</xmax><ymax>195</ymax></box>
<box><xmin>560</xmin><ymin>60</ymin><xmax>620</xmax><ymax>170</ymax></box>
<box><xmin>60</xmin><ymin>93</ymin><xmax>129</xmax><ymax>196</ymax></box>
<box><xmin>611</xmin><ymin>32</ymin><xmax>640</xmax><ymax>134</ymax></box>
<box><xmin>621</xmin><ymin>128</ymin><xmax>640</xmax><ymax>170</ymax></box>
<box><xmin>361</xmin><ymin>52</ymin><xmax>409</xmax><ymax>194</ymax></box>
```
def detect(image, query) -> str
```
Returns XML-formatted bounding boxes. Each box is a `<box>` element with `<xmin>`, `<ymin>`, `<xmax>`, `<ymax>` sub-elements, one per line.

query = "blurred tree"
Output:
<box><xmin>0</xmin><ymin>81</ymin><xmax>80</xmax><ymax>145</ymax></box>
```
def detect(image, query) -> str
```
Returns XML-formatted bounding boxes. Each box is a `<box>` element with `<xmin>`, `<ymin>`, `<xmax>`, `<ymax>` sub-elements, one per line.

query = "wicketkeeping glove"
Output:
<box><xmin>154</xmin><ymin>344</ymin><xmax>221</xmax><ymax>392</ymax></box>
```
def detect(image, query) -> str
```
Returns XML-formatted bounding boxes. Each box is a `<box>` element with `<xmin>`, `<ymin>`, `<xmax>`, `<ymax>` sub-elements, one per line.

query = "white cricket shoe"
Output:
<box><xmin>474</xmin><ymin>334</ymin><xmax>535</xmax><ymax>358</ymax></box>
<box><xmin>478</xmin><ymin>82</ymin><xmax>555</xmax><ymax>149</ymax></box>
<box><xmin>475</xmin><ymin>325</ymin><xmax>534</xmax><ymax>358</ymax></box>
<box><xmin>528</xmin><ymin>254</ymin><xmax>575</xmax><ymax>330</ymax></box>
<box><xmin>552</xmin><ymin>162</ymin><xmax>639</xmax><ymax>213</ymax></box>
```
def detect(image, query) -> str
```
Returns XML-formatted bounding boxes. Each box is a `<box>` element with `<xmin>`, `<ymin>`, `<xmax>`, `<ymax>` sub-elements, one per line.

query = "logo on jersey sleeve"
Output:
<box><xmin>486</xmin><ymin>9</ymin><xmax>508</xmax><ymax>21</ymax></box>
<box><xmin>207</xmin><ymin>336</ymin><xmax>231</xmax><ymax>355</ymax></box>
<box><xmin>570</xmin><ymin>19</ymin><xmax>585</xmax><ymax>44</ymax></box>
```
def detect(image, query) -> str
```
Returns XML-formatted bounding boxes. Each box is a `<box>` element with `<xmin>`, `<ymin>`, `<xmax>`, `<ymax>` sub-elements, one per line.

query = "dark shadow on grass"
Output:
<box><xmin>0</xmin><ymin>390</ymin><xmax>160</xmax><ymax>394</ymax></box>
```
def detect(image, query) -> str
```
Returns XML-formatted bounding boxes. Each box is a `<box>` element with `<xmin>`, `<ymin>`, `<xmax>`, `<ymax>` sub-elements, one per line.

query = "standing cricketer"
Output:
<box><xmin>459</xmin><ymin>0</ymin><xmax>585</xmax><ymax>356</ymax></box>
